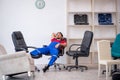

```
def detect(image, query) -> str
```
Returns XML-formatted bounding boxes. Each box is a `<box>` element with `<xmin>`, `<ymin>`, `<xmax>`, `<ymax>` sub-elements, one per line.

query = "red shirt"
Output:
<box><xmin>51</xmin><ymin>38</ymin><xmax>66</xmax><ymax>43</ymax></box>
<box><xmin>51</xmin><ymin>38</ymin><xmax>67</xmax><ymax>49</ymax></box>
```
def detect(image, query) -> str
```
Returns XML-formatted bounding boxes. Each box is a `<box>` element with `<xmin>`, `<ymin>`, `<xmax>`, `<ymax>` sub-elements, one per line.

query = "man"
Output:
<box><xmin>30</xmin><ymin>32</ymin><xmax>67</xmax><ymax>72</ymax></box>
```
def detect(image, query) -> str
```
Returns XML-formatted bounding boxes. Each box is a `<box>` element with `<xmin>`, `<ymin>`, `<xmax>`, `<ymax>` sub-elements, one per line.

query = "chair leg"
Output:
<box><xmin>66</xmin><ymin>57</ymin><xmax>88</xmax><ymax>72</ymax></box>
<box><xmin>32</xmin><ymin>71</ymin><xmax>35</xmax><ymax>78</ymax></box>
<box><xmin>54</xmin><ymin>63</ymin><xmax>66</xmax><ymax>70</ymax></box>
<box><xmin>35</xmin><ymin>66</ymin><xmax>40</xmax><ymax>72</ymax></box>
<box><xmin>54</xmin><ymin>63</ymin><xmax>61</xmax><ymax>70</ymax></box>
<box><xmin>98</xmin><ymin>64</ymin><xmax>101</xmax><ymax>77</ymax></box>
<box><xmin>2</xmin><ymin>75</ymin><xmax>6</xmax><ymax>80</ymax></box>
<box><xmin>109</xmin><ymin>65</ymin><xmax>111</xmax><ymax>76</ymax></box>
<box><xmin>106</xmin><ymin>65</ymin><xmax>108</xmax><ymax>80</ymax></box>
<box><xmin>28</xmin><ymin>71</ymin><xmax>31</xmax><ymax>77</ymax></box>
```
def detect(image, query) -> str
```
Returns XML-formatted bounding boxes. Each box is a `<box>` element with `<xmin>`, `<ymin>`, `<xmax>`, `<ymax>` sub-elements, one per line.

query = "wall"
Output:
<box><xmin>117</xmin><ymin>0</ymin><xmax>120</xmax><ymax>33</ymax></box>
<box><xmin>0</xmin><ymin>0</ymin><xmax>66</xmax><ymax>64</ymax></box>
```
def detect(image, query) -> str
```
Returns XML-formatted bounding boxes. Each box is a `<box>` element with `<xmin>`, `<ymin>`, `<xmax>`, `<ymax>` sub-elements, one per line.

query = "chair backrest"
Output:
<box><xmin>111</xmin><ymin>33</ymin><xmax>120</xmax><ymax>58</ymax></box>
<box><xmin>79</xmin><ymin>31</ymin><xmax>93</xmax><ymax>56</ymax></box>
<box><xmin>12</xmin><ymin>31</ymin><xmax>28</xmax><ymax>52</ymax></box>
<box><xmin>59</xmin><ymin>38</ymin><xmax>67</xmax><ymax>56</ymax></box>
<box><xmin>0</xmin><ymin>44</ymin><xmax>7</xmax><ymax>55</ymax></box>
<box><xmin>97</xmin><ymin>40</ymin><xmax>112</xmax><ymax>61</ymax></box>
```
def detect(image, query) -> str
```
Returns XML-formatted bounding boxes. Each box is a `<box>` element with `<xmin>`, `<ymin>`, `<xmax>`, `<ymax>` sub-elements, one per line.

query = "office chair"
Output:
<box><xmin>43</xmin><ymin>38</ymin><xmax>67</xmax><ymax>70</ymax></box>
<box><xmin>66</xmin><ymin>31</ymin><xmax>93</xmax><ymax>72</ymax></box>
<box><xmin>12</xmin><ymin>31</ymin><xmax>42</xmax><ymax>72</ymax></box>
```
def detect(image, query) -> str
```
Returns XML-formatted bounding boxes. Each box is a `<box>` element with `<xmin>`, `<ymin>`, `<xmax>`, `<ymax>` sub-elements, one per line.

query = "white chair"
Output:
<box><xmin>97</xmin><ymin>40</ymin><xmax>120</xmax><ymax>80</ymax></box>
<box><xmin>0</xmin><ymin>44</ymin><xmax>35</xmax><ymax>80</ymax></box>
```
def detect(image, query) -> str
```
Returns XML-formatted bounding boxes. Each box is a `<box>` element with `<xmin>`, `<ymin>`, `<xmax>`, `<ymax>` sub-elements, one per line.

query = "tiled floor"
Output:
<box><xmin>1</xmin><ymin>64</ymin><xmax>112</xmax><ymax>80</ymax></box>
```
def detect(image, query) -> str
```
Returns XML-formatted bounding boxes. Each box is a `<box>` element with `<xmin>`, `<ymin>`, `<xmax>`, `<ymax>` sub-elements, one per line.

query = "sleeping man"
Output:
<box><xmin>30</xmin><ymin>32</ymin><xmax>67</xmax><ymax>72</ymax></box>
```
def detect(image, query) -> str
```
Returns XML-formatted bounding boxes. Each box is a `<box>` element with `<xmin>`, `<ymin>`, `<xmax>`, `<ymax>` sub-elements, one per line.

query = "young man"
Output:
<box><xmin>30</xmin><ymin>32</ymin><xmax>67</xmax><ymax>72</ymax></box>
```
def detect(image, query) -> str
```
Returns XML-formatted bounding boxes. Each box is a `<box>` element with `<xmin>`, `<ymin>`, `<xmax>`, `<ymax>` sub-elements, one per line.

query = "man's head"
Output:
<box><xmin>56</xmin><ymin>32</ymin><xmax>63</xmax><ymax>39</ymax></box>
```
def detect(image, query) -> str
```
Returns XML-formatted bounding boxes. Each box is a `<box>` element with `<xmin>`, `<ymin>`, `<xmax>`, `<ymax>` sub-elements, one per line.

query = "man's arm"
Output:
<box><xmin>55</xmin><ymin>39</ymin><xmax>67</xmax><ymax>48</ymax></box>
<box><xmin>60</xmin><ymin>42</ymin><xmax>67</xmax><ymax>47</ymax></box>
<box><xmin>51</xmin><ymin>33</ymin><xmax>56</xmax><ymax>39</ymax></box>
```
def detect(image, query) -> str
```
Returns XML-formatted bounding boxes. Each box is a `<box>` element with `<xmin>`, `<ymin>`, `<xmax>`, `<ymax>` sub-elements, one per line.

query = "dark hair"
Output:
<box><xmin>57</xmin><ymin>32</ymin><xmax>63</xmax><ymax>37</ymax></box>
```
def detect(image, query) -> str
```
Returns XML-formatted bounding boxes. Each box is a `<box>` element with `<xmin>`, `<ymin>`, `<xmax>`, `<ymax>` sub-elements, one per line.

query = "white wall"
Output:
<box><xmin>0</xmin><ymin>0</ymin><xmax>66</xmax><ymax>64</ymax></box>
<box><xmin>117</xmin><ymin>0</ymin><xmax>120</xmax><ymax>33</ymax></box>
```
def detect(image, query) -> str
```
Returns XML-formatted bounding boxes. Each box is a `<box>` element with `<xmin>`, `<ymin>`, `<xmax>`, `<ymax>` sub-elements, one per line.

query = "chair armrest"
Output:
<box><xmin>16</xmin><ymin>46</ymin><xmax>38</xmax><ymax>52</ymax></box>
<box><xmin>0</xmin><ymin>51</ymin><xmax>35</xmax><ymax>75</ymax></box>
<box><xmin>0</xmin><ymin>51</ymin><xmax>27</xmax><ymax>61</ymax></box>
<box><xmin>69</xmin><ymin>44</ymin><xmax>81</xmax><ymax>51</ymax></box>
<box><xmin>26</xmin><ymin>46</ymin><xmax>37</xmax><ymax>49</ymax></box>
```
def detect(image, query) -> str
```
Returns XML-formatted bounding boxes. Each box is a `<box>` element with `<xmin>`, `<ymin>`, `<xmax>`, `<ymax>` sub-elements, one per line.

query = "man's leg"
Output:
<box><xmin>43</xmin><ymin>48</ymin><xmax>59</xmax><ymax>72</ymax></box>
<box><xmin>30</xmin><ymin>47</ymin><xmax>49</xmax><ymax>57</ymax></box>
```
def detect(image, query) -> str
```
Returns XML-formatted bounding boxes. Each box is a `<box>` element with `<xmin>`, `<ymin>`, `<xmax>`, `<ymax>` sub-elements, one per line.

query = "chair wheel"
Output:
<box><xmin>37</xmin><ymin>69</ymin><xmax>40</xmax><ymax>72</ymax></box>
<box><xmin>35</xmin><ymin>67</ymin><xmax>40</xmax><ymax>72</ymax></box>
<box><xmin>102</xmin><ymin>70</ymin><xmax>106</xmax><ymax>74</ymax></box>
<box><xmin>81</xmin><ymin>69</ymin><xmax>84</xmax><ymax>72</ymax></box>
<box><xmin>68</xmin><ymin>69</ymin><xmax>71</xmax><ymax>72</ymax></box>
<box><xmin>59</xmin><ymin>68</ymin><xmax>61</xmax><ymax>70</ymax></box>
<box><xmin>66</xmin><ymin>67</ymin><xmax>68</xmax><ymax>70</ymax></box>
<box><xmin>85</xmin><ymin>67</ymin><xmax>88</xmax><ymax>70</ymax></box>
<box><xmin>68</xmin><ymin>68</ymin><xmax>71</xmax><ymax>72</ymax></box>
<box><xmin>54</xmin><ymin>65</ymin><xmax>56</xmax><ymax>68</ymax></box>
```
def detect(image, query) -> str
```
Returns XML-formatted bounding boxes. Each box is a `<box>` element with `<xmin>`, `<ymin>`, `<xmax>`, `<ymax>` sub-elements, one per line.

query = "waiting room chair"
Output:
<box><xmin>97</xmin><ymin>40</ymin><xmax>120</xmax><ymax>80</ymax></box>
<box><xmin>66</xmin><ymin>31</ymin><xmax>93</xmax><ymax>72</ymax></box>
<box><xmin>12</xmin><ymin>31</ymin><xmax>42</xmax><ymax>71</ymax></box>
<box><xmin>0</xmin><ymin>44</ymin><xmax>35</xmax><ymax>80</ymax></box>
<box><xmin>102</xmin><ymin>34</ymin><xmax>120</xmax><ymax>74</ymax></box>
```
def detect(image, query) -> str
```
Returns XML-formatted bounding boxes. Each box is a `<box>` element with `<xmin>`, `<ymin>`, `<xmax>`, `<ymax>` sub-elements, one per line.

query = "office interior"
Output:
<box><xmin>0</xmin><ymin>0</ymin><xmax>120</xmax><ymax>80</ymax></box>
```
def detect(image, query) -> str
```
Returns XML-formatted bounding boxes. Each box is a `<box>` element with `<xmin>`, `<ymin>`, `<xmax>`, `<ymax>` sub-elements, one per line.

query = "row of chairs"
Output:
<box><xmin>11</xmin><ymin>31</ymin><xmax>120</xmax><ymax>80</ymax></box>
<box><xmin>11</xmin><ymin>30</ymin><xmax>93</xmax><ymax>72</ymax></box>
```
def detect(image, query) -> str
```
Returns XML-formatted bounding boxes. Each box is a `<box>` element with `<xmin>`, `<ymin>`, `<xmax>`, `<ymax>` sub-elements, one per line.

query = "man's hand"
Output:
<box><xmin>51</xmin><ymin>33</ymin><xmax>56</xmax><ymax>39</ymax></box>
<box><xmin>55</xmin><ymin>43</ymin><xmax>60</xmax><ymax>48</ymax></box>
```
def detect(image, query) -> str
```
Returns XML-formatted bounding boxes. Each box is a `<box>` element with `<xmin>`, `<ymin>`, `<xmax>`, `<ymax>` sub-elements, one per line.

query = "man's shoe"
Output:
<box><xmin>43</xmin><ymin>65</ymin><xmax>50</xmax><ymax>73</ymax></box>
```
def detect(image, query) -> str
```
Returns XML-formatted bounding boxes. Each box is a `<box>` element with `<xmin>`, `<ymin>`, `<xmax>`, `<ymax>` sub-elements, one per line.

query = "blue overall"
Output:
<box><xmin>30</xmin><ymin>42</ymin><xmax>60</xmax><ymax>66</ymax></box>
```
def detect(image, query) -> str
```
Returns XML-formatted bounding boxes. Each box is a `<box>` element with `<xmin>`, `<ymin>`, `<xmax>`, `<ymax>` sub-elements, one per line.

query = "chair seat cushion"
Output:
<box><xmin>31</xmin><ymin>54</ymin><xmax>42</xmax><ymax>59</ymax></box>
<box><xmin>66</xmin><ymin>51</ymin><xmax>88</xmax><ymax>57</ymax></box>
<box><xmin>66</xmin><ymin>51</ymin><xmax>77</xmax><ymax>56</ymax></box>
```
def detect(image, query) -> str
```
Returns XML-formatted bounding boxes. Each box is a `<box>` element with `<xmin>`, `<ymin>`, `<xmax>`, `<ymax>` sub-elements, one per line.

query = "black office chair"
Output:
<box><xmin>66</xmin><ymin>31</ymin><xmax>93</xmax><ymax>72</ymax></box>
<box><xmin>12</xmin><ymin>31</ymin><xmax>42</xmax><ymax>71</ymax></box>
<box><xmin>43</xmin><ymin>38</ymin><xmax>67</xmax><ymax>70</ymax></box>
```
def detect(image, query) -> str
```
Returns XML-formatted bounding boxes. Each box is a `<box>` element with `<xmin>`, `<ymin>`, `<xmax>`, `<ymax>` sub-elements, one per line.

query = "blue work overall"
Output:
<box><xmin>30</xmin><ymin>42</ymin><xmax>60</xmax><ymax>66</ymax></box>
